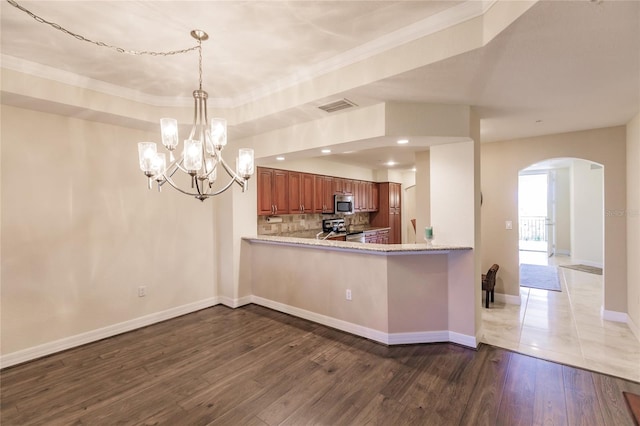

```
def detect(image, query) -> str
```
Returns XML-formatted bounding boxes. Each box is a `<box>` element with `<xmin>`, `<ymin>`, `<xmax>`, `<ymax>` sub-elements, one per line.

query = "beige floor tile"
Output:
<box><xmin>480</xmin><ymin>252</ymin><xmax>640</xmax><ymax>382</ymax></box>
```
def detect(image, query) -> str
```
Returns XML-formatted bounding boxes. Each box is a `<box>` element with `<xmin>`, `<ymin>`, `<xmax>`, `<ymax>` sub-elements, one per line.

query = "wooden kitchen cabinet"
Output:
<box><xmin>364</xmin><ymin>228</ymin><xmax>389</xmax><ymax>244</ymax></box>
<box><xmin>257</xmin><ymin>167</ymin><xmax>289</xmax><ymax>216</ymax></box>
<box><xmin>314</xmin><ymin>175</ymin><xmax>335</xmax><ymax>213</ymax></box>
<box><xmin>288</xmin><ymin>171</ymin><xmax>315</xmax><ymax>214</ymax></box>
<box><xmin>370</xmin><ymin>182</ymin><xmax>401</xmax><ymax>244</ymax></box>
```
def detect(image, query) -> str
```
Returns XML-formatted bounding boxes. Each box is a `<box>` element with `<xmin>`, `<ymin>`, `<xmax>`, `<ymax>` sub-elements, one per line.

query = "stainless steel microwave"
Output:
<box><xmin>335</xmin><ymin>194</ymin><xmax>354</xmax><ymax>215</ymax></box>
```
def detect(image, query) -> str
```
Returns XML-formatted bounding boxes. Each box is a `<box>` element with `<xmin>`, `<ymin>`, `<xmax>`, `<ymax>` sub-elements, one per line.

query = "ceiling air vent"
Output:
<box><xmin>318</xmin><ymin>98</ymin><xmax>358</xmax><ymax>113</ymax></box>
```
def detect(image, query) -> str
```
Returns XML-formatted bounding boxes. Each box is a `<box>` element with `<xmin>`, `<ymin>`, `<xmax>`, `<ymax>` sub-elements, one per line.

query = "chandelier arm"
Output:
<box><xmin>203</xmin><ymin>174</ymin><xmax>240</xmax><ymax>196</ymax></box>
<box><xmin>218</xmin><ymin>156</ymin><xmax>246</xmax><ymax>185</ymax></box>
<box><xmin>162</xmin><ymin>174</ymin><xmax>209</xmax><ymax>198</ymax></box>
<box><xmin>165</xmin><ymin>157</ymin><xmax>190</xmax><ymax>177</ymax></box>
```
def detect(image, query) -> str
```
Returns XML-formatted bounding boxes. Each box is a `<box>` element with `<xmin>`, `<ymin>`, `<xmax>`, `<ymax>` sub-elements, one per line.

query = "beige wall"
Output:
<box><xmin>1</xmin><ymin>106</ymin><xmax>217</xmax><ymax>356</ymax></box>
<box><xmin>248</xmin><ymin>242</ymin><xmax>391</xmax><ymax>333</ymax></box>
<box><xmin>415</xmin><ymin>150</ymin><xmax>431</xmax><ymax>242</ymax></box>
<box><xmin>627</xmin><ymin>113</ymin><xmax>640</xmax><ymax>334</ymax></box>
<box><xmin>481</xmin><ymin>126</ymin><xmax>627</xmax><ymax>313</ymax></box>
<box><xmin>244</xmin><ymin>240</ymin><xmax>475</xmax><ymax>342</ymax></box>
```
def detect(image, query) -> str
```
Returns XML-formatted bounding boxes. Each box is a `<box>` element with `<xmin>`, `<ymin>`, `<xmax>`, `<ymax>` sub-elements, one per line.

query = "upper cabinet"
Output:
<box><xmin>257</xmin><ymin>167</ymin><xmax>379</xmax><ymax>216</ymax></box>
<box><xmin>288</xmin><ymin>171</ymin><xmax>315</xmax><ymax>214</ymax></box>
<box><xmin>257</xmin><ymin>168</ymin><xmax>289</xmax><ymax>216</ymax></box>
<box><xmin>314</xmin><ymin>175</ymin><xmax>334</xmax><ymax>213</ymax></box>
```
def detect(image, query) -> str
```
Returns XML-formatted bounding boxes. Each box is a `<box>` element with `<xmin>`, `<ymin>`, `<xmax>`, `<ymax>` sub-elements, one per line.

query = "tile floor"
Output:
<box><xmin>481</xmin><ymin>251</ymin><xmax>640</xmax><ymax>382</ymax></box>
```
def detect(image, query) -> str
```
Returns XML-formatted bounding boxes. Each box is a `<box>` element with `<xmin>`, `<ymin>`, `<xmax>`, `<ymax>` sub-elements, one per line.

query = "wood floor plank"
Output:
<box><xmin>2</xmin><ymin>304</ymin><xmax>637</xmax><ymax>426</ymax></box>
<box><xmin>458</xmin><ymin>344</ymin><xmax>511</xmax><ymax>426</ymax></box>
<box><xmin>496</xmin><ymin>351</ymin><xmax>537</xmax><ymax>426</ymax></box>
<box><xmin>533</xmin><ymin>358</ymin><xmax>568</xmax><ymax>426</ymax></box>
<box><xmin>592</xmin><ymin>374</ymin><xmax>637</xmax><ymax>426</ymax></box>
<box><xmin>563</xmin><ymin>365</ymin><xmax>607</xmax><ymax>425</ymax></box>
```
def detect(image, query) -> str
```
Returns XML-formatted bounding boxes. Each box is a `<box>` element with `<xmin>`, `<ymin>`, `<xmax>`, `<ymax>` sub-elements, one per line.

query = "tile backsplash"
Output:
<box><xmin>258</xmin><ymin>213</ymin><xmax>370</xmax><ymax>236</ymax></box>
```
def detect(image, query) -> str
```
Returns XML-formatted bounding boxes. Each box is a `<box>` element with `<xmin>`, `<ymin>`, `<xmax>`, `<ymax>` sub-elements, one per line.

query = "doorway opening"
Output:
<box><xmin>518</xmin><ymin>158</ymin><xmax>604</xmax><ymax>269</ymax></box>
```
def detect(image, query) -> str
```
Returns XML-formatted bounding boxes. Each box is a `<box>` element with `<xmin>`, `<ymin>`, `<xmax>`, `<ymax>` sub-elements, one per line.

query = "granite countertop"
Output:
<box><xmin>243</xmin><ymin>235</ymin><xmax>472</xmax><ymax>254</ymax></box>
<box><xmin>275</xmin><ymin>226</ymin><xmax>391</xmax><ymax>240</ymax></box>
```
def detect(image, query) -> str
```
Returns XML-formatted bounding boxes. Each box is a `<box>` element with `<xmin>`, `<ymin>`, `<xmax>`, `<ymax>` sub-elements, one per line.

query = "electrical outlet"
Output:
<box><xmin>505</xmin><ymin>220</ymin><xmax>513</xmax><ymax>230</ymax></box>
<box><xmin>138</xmin><ymin>286</ymin><xmax>146</xmax><ymax>297</ymax></box>
<box><xmin>346</xmin><ymin>289</ymin><xmax>352</xmax><ymax>301</ymax></box>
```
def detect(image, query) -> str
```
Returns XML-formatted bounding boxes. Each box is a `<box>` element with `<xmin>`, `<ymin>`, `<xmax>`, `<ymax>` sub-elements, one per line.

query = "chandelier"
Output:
<box><xmin>6</xmin><ymin>1</ymin><xmax>254</xmax><ymax>201</ymax></box>
<box><xmin>137</xmin><ymin>30</ymin><xmax>254</xmax><ymax>201</ymax></box>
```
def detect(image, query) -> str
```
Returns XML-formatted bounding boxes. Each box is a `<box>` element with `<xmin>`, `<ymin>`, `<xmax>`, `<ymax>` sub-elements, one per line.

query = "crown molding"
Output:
<box><xmin>1</xmin><ymin>0</ymin><xmax>496</xmax><ymax>110</ymax></box>
<box><xmin>233</xmin><ymin>0</ymin><xmax>497</xmax><ymax>107</ymax></box>
<box><xmin>0</xmin><ymin>54</ymin><xmax>201</xmax><ymax>108</ymax></box>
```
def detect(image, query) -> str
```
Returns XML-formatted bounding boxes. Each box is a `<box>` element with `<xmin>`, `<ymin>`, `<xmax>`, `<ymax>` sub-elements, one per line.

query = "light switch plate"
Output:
<box><xmin>505</xmin><ymin>220</ymin><xmax>513</xmax><ymax>230</ymax></box>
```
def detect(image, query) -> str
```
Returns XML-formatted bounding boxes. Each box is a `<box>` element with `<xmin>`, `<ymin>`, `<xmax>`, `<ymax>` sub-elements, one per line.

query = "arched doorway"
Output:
<box><xmin>518</xmin><ymin>157</ymin><xmax>604</xmax><ymax>271</ymax></box>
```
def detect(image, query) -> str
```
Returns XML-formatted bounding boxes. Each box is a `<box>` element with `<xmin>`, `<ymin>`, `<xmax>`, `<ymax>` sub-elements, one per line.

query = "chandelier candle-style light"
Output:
<box><xmin>137</xmin><ymin>30</ymin><xmax>254</xmax><ymax>201</ymax></box>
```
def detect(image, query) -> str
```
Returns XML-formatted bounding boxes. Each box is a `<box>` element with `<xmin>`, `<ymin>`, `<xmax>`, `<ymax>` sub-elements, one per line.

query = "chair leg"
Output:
<box><xmin>491</xmin><ymin>289</ymin><xmax>495</xmax><ymax>303</ymax></box>
<box><xmin>485</xmin><ymin>290</ymin><xmax>489</xmax><ymax>308</ymax></box>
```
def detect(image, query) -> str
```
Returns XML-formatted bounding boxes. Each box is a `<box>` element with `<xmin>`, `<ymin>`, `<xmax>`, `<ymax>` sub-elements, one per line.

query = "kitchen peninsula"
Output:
<box><xmin>240</xmin><ymin>236</ymin><xmax>477</xmax><ymax>348</ymax></box>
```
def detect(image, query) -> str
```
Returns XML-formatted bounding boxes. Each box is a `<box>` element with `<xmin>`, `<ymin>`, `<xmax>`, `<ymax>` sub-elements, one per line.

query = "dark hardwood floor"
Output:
<box><xmin>2</xmin><ymin>304</ymin><xmax>639</xmax><ymax>425</ymax></box>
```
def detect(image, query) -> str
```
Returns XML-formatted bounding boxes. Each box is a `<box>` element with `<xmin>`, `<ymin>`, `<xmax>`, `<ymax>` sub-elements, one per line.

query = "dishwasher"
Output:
<box><xmin>346</xmin><ymin>232</ymin><xmax>365</xmax><ymax>243</ymax></box>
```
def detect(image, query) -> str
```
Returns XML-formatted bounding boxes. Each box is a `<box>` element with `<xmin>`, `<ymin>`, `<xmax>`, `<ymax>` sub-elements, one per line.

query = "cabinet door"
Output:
<box><xmin>288</xmin><ymin>171</ymin><xmax>302</xmax><ymax>213</ymax></box>
<box><xmin>257</xmin><ymin>168</ymin><xmax>274</xmax><ymax>215</ymax></box>
<box><xmin>371</xmin><ymin>183</ymin><xmax>379</xmax><ymax>211</ymax></box>
<box><xmin>301</xmin><ymin>173</ymin><xmax>315</xmax><ymax>213</ymax></box>
<box><xmin>343</xmin><ymin>179</ymin><xmax>353</xmax><ymax>195</ymax></box>
<box><xmin>273</xmin><ymin>169</ymin><xmax>289</xmax><ymax>215</ymax></box>
<box><xmin>390</xmin><ymin>183</ymin><xmax>401</xmax><ymax>209</ymax></box>
<box><xmin>334</xmin><ymin>178</ymin><xmax>344</xmax><ymax>194</ymax></box>
<box><xmin>390</xmin><ymin>211</ymin><xmax>401</xmax><ymax>244</ymax></box>
<box><xmin>322</xmin><ymin>176</ymin><xmax>335</xmax><ymax>213</ymax></box>
<box><xmin>314</xmin><ymin>175</ymin><xmax>324</xmax><ymax>213</ymax></box>
<box><xmin>353</xmin><ymin>181</ymin><xmax>363</xmax><ymax>211</ymax></box>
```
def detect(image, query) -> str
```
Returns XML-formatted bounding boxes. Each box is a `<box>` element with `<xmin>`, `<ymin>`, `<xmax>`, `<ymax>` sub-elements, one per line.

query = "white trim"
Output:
<box><xmin>449</xmin><ymin>331</ymin><xmax>478</xmax><ymax>348</ymax></box>
<box><xmin>1</xmin><ymin>55</ymin><xmax>198</xmax><ymax>108</ymax></box>
<box><xmin>251</xmin><ymin>295</ymin><xmax>478</xmax><ymax>348</ymax></box>
<box><xmin>494</xmin><ymin>292</ymin><xmax>522</xmax><ymax>305</ymax></box>
<box><xmin>555</xmin><ymin>249</ymin><xmax>570</xmax><ymax>256</ymax></box>
<box><xmin>387</xmin><ymin>331</ymin><xmax>450</xmax><ymax>345</ymax></box>
<box><xmin>219</xmin><ymin>295</ymin><xmax>253</xmax><ymax>309</ymax></box>
<box><xmin>1</xmin><ymin>1</ymin><xmax>496</xmax><ymax>109</ymax></box>
<box><xmin>572</xmin><ymin>258</ymin><xmax>604</xmax><ymax>269</ymax></box>
<box><xmin>628</xmin><ymin>316</ymin><xmax>640</xmax><ymax>343</ymax></box>
<box><xmin>233</xmin><ymin>0</ymin><xmax>497</xmax><ymax>106</ymax></box>
<box><xmin>601</xmin><ymin>307</ymin><xmax>628</xmax><ymax>323</ymax></box>
<box><xmin>251</xmin><ymin>295</ymin><xmax>389</xmax><ymax>344</ymax></box>
<box><xmin>0</xmin><ymin>297</ymin><xmax>220</xmax><ymax>369</ymax></box>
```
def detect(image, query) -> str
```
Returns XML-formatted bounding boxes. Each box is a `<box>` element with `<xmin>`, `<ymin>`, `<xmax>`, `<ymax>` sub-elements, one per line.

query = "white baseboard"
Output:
<box><xmin>601</xmin><ymin>307</ymin><xmax>628</xmax><ymax>323</ymax></box>
<box><xmin>0</xmin><ymin>297</ymin><xmax>220</xmax><ymax>369</ymax></box>
<box><xmin>250</xmin><ymin>295</ymin><xmax>477</xmax><ymax>348</ymax></box>
<box><xmin>219</xmin><ymin>295</ymin><xmax>253</xmax><ymax>308</ymax></box>
<box><xmin>251</xmin><ymin>295</ymin><xmax>389</xmax><ymax>344</ymax></box>
<box><xmin>494</xmin><ymin>292</ymin><xmax>522</xmax><ymax>305</ymax></box>
<box><xmin>555</xmin><ymin>249</ymin><xmax>570</xmax><ymax>256</ymax></box>
<box><xmin>628</xmin><ymin>316</ymin><xmax>640</xmax><ymax>342</ymax></box>
<box><xmin>573</xmin><ymin>258</ymin><xmax>603</xmax><ymax>268</ymax></box>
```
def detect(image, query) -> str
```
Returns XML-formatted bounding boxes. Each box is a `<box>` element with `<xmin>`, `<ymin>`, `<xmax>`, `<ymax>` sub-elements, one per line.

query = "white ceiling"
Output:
<box><xmin>1</xmin><ymin>0</ymin><xmax>639</xmax><ymax>171</ymax></box>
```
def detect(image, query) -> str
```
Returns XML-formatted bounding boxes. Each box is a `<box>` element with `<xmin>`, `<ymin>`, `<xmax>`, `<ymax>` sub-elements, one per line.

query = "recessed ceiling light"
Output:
<box><xmin>397</xmin><ymin>139</ymin><xmax>409</xmax><ymax>145</ymax></box>
<box><xmin>386</xmin><ymin>161</ymin><xmax>396</xmax><ymax>166</ymax></box>
<box><xmin>321</xmin><ymin>149</ymin><xmax>331</xmax><ymax>154</ymax></box>
<box><xmin>276</xmin><ymin>156</ymin><xmax>285</xmax><ymax>161</ymax></box>
<box><xmin>412</xmin><ymin>167</ymin><xmax>417</xmax><ymax>172</ymax></box>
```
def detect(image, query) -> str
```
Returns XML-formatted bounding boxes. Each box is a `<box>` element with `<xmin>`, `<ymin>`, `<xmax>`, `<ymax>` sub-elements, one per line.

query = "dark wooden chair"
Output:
<box><xmin>482</xmin><ymin>264</ymin><xmax>499</xmax><ymax>308</ymax></box>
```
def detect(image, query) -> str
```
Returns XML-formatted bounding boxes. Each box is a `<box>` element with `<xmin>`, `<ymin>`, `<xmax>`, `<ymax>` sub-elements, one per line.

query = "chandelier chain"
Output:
<box><xmin>198</xmin><ymin>39</ymin><xmax>203</xmax><ymax>91</ymax></box>
<box><xmin>6</xmin><ymin>0</ymin><xmax>199</xmax><ymax>56</ymax></box>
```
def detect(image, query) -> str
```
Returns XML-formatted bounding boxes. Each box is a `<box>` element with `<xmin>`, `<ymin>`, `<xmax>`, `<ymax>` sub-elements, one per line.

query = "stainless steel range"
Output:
<box><xmin>322</xmin><ymin>218</ymin><xmax>346</xmax><ymax>233</ymax></box>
